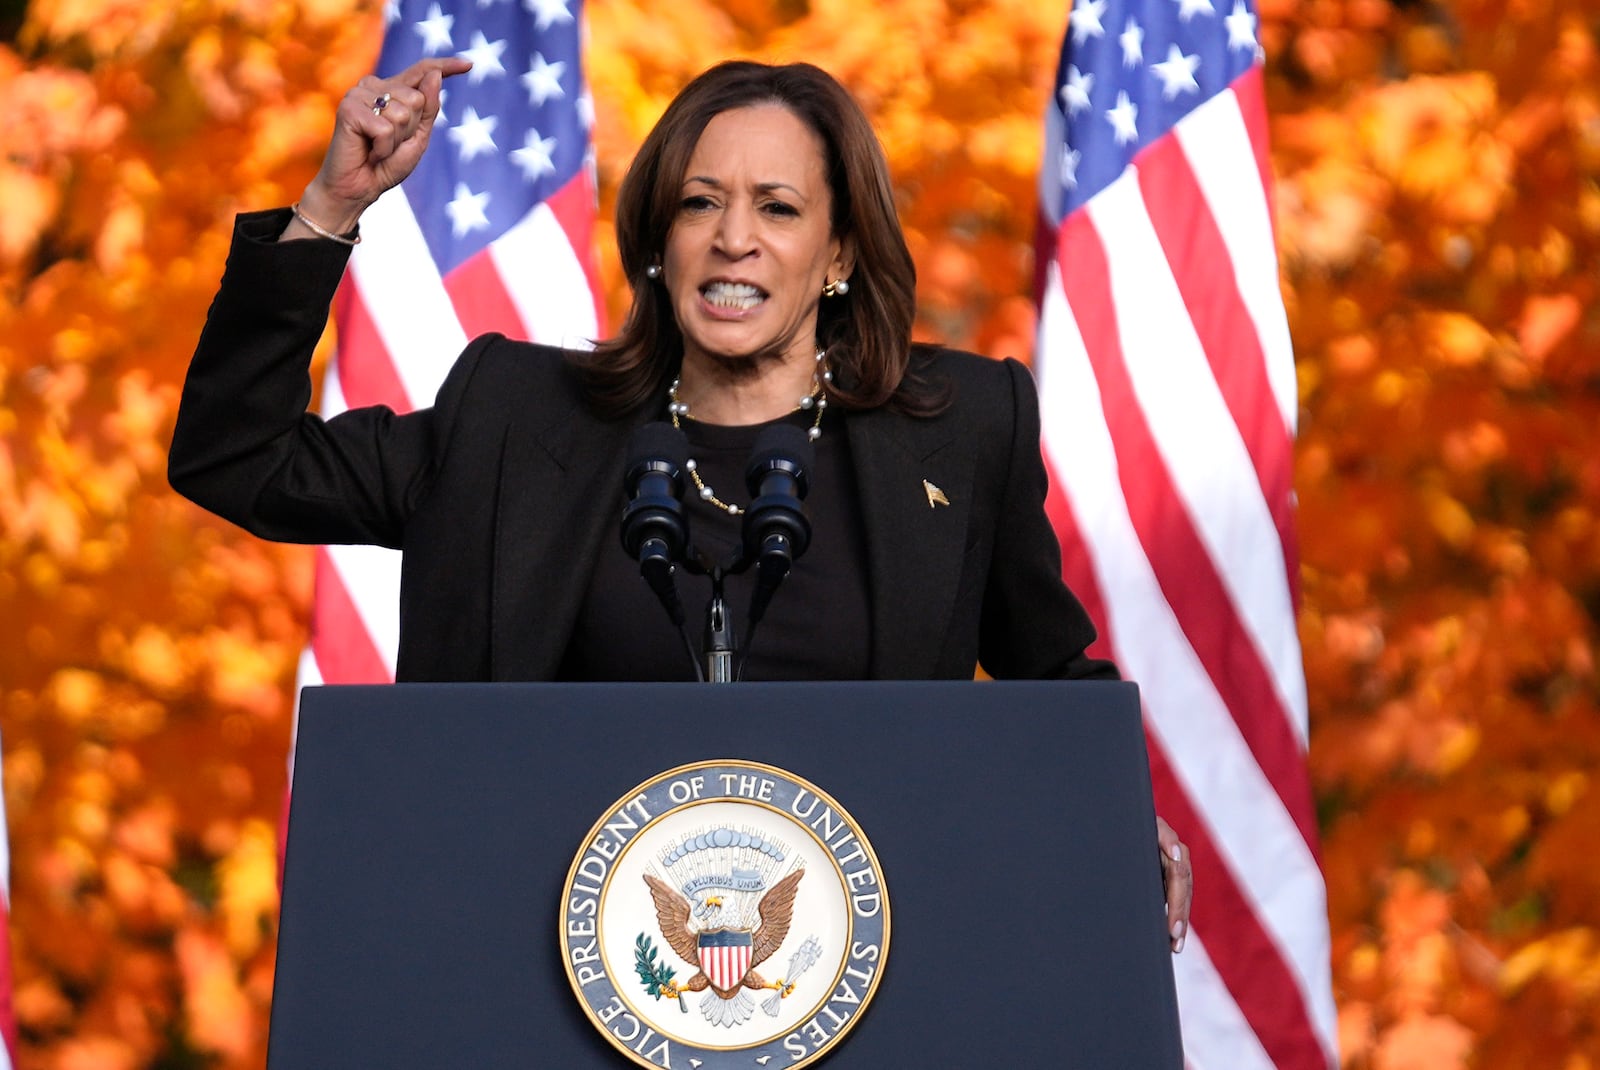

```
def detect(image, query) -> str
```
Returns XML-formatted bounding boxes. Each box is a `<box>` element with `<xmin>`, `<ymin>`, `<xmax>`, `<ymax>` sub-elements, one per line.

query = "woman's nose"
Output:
<box><xmin>713</xmin><ymin>201</ymin><xmax>758</xmax><ymax>259</ymax></box>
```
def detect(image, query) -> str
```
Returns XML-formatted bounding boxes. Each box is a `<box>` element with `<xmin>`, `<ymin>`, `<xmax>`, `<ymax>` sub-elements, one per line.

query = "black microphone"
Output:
<box><xmin>621</xmin><ymin>423</ymin><xmax>691</xmax><ymax>626</ymax></box>
<box><xmin>740</xmin><ymin>423</ymin><xmax>814</xmax><ymax>633</ymax></box>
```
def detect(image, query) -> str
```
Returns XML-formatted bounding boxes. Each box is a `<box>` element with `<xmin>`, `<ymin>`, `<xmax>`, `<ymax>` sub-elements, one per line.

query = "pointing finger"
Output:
<box><xmin>393</xmin><ymin>55</ymin><xmax>473</xmax><ymax>90</ymax></box>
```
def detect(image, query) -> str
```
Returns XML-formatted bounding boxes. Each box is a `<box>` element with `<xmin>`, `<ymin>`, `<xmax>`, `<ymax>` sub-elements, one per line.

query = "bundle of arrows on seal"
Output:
<box><xmin>762</xmin><ymin>936</ymin><xmax>823</xmax><ymax>1016</ymax></box>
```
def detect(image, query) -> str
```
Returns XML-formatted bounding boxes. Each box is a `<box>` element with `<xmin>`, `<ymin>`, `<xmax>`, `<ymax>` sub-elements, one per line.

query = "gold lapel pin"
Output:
<box><xmin>923</xmin><ymin>479</ymin><xmax>950</xmax><ymax>508</ymax></box>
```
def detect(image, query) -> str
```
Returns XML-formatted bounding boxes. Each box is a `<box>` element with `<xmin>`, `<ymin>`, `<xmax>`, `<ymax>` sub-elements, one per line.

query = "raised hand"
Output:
<box><xmin>288</xmin><ymin>56</ymin><xmax>472</xmax><ymax>240</ymax></box>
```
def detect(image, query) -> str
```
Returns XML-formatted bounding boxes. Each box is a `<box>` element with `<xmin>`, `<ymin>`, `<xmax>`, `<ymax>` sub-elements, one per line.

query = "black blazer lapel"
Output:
<box><xmin>847</xmin><ymin>407</ymin><xmax>975</xmax><ymax>678</ymax></box>
<box><xmin>490</xmin><ymin>401</ymin><xmax>643</xmax><ymax>679</ymax></box>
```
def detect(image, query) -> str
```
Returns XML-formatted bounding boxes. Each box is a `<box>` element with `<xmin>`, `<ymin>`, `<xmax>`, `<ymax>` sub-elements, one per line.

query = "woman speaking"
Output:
<box><xmin>168</xmin><ymin>57</ymin><xmax>1193</xmax><ymax>950</ymax></box>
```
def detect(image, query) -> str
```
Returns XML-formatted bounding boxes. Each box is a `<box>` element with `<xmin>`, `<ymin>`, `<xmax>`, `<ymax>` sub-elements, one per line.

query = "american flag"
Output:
<box><xmin>1033</xmin><ymin>1</ymin><xmax>1337</xmax><ymax>1067</ymax></box>
<box><xmin>295</xmin><ymin>0</ymin><xmax>602</xmax><ymax>696</ymax></box>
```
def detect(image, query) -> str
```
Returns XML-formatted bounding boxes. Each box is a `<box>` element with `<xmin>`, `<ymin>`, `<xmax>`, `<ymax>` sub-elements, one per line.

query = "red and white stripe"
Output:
<box><xmin>1036</xmin><ymin>68</ymin><xmax>1337</xmax><ymax>1069</ymax></box>
<box><xmin>701</xmin><ymin>941</ymin><xmax>753</xmax><ymax>993</ymax></box>
<box><xmin>289</xmin><ymin>167</ymin><xmax>603</xmax><ymax>777</ymax></box>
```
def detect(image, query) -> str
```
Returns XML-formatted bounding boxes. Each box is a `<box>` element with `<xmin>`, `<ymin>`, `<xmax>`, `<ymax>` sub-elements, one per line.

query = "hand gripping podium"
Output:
<box><xmin>269</xmin><ymin>681</ymin><xmax>1183</xmax><ymax>1067</ymax></box>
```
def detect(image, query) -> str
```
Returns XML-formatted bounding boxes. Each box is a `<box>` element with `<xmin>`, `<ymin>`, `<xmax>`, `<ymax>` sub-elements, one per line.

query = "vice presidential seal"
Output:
<box><xmin>560</xmin><ymin>760</ymin><xmax>890</xmax><ymax>1069</ymax></box>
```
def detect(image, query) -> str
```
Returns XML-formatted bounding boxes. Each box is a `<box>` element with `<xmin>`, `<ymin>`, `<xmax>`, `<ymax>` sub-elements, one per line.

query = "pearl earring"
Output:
<box><xmin>823</xmin><ymin>277</ymin><xmax>850</xmax><ymax>297</ymax></box>
<box><xmin>645</xmin><ymin>263</ymin><xmax>662</xmax><ymax>280</ymax></box>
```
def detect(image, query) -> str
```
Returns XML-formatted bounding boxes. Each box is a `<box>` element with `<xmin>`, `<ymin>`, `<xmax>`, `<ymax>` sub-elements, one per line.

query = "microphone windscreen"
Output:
<box><xmin>745</xmin><ymin>422</ymin><xmax>815</xmax><ymax>482</ymax></box>
<box><xmin>626</xmin><ymin>422</ymin><xmax>690</xmax><ymax>471</ymax></box>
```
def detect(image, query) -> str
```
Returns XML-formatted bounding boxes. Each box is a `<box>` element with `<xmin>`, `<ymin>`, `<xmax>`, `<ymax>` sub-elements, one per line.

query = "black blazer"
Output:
<box><xmin>170</xmin><ymin>210</ymin><xmax>1114</xmax><ymax>683</ymax></box>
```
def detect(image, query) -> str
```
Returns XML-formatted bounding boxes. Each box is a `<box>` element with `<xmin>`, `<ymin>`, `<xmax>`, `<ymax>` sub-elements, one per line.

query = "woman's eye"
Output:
<box><xmin>763</xmin><ymin>201</ymin><xmax>798</xmax><ymax>217</ymax></box>
<box><xmin>680</xmin><ymin>196</ymin><xmax>715</xmax><ymax>213</ymax></box>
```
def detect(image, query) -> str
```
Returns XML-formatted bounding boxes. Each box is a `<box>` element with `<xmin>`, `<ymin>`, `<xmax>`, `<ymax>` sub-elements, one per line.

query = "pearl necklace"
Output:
<box><xmin>668</xmin><ymin>348</ymin><xmax>830</xmax><ymax>516</ymax></box>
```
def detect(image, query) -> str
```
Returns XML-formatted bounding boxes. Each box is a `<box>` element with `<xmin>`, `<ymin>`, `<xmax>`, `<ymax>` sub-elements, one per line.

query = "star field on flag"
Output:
<box><xmin>378</xmin><ymin>0</ymin><xmax>593</xmax><ymax>274</ymax></box>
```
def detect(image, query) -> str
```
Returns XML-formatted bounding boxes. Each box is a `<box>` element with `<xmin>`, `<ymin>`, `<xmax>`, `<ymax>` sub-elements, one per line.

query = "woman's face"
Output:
<box><xmin>662</xmin><ymin>103</ymin><xmax>849</xmax><ymax>373</ymax></box>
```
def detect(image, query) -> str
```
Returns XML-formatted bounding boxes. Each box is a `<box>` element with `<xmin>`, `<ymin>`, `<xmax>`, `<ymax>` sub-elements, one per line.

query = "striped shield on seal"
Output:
<box><xmin>698</xmin><ymin>929</ymin><xmax>753</xmax><ymax>992</ymax></box>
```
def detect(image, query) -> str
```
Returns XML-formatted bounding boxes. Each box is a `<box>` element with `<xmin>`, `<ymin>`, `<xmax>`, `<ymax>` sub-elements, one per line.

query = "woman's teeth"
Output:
<box><xmin>702</xmin><ymin>282</ymin><xmax>765</xmax><ymax>310</ymax></box>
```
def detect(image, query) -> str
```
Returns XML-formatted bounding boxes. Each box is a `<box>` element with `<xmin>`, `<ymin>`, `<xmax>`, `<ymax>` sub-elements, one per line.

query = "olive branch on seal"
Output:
<box><xmin>634</xmin><ymin>933</ymin><xmax>687</xmax><ymax>1012</ymax></box>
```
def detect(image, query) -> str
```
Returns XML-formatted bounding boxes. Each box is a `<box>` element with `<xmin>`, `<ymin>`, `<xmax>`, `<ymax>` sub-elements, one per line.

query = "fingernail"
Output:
<box><xmin>1169</xmin><ymin>844</ymin><xmax>1183</xmax><ymax>862</ymax></box>
<box><xmin>1174</xmin><ymin>934</ymin><xmax>1185</xmax><ymax>953</ymax></box>
<box><xmin>1171</xmin><ymin>920</ymin><xmax>1186</xmax><ymax>941</ymax></box>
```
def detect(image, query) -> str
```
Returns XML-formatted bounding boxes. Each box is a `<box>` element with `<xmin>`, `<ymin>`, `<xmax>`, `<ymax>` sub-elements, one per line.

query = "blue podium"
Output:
<box><xmin>268</xmin><ymin>681</ymin><xmax>1182</xmax><ymax>1067</ymax></box>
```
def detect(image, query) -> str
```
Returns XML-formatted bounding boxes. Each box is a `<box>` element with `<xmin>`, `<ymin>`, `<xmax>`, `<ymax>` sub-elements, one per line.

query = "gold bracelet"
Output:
<box><xmin>290</xmin><ymin>202</ymin><xmax>361</xmax><ymax>246</ymax></box>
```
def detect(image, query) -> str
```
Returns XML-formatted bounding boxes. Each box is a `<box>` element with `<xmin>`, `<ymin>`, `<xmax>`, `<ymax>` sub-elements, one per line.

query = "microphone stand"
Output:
<box><xmin>702</xmin><ymin>566</ymin><xmax>735</xmax><ymax>683</ymax></box>
<box><xmin>681</xmin><ymin>552</ymin><xmax>742</xmax><ymax>684</ymax></box>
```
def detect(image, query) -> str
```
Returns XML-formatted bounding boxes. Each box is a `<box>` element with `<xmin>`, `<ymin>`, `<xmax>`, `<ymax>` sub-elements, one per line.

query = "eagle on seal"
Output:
<box><xmin>644</xmin><ymin>869</ymin><xmax>805</xmax><ymax>1023</ymax></box>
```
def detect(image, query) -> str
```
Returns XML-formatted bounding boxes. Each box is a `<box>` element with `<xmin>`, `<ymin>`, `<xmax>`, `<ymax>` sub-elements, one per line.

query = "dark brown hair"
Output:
<box><xmin>575</xmin><ymin>61</ymin><xmax>945</xmax><ymax>418</ymax></box>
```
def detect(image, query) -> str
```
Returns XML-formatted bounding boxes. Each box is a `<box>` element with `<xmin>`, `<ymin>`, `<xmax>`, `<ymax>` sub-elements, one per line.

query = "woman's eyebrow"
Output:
<box><xmin>682</xmin><ymin>175</ymin><xmax>805</xmax><ymax>198</ymax></box>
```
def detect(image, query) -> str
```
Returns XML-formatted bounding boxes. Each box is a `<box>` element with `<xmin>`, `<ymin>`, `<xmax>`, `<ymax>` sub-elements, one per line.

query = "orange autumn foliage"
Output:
<box><xmin>0</xmin><ymin>0</ymin><xmax>1596</xmax><ymax>1067</ymax></box>
<box><xmin>1275</xmin><ymin>0</ymin><xmax>1600</xmax><ymax>1066</ymax></box>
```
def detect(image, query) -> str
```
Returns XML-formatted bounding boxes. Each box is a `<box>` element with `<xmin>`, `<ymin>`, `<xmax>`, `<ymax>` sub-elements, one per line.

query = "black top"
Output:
<box><xmin>557</xmin><ymin>407</ymin><xmax>872</xmax><ymax>680</ymax></box>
